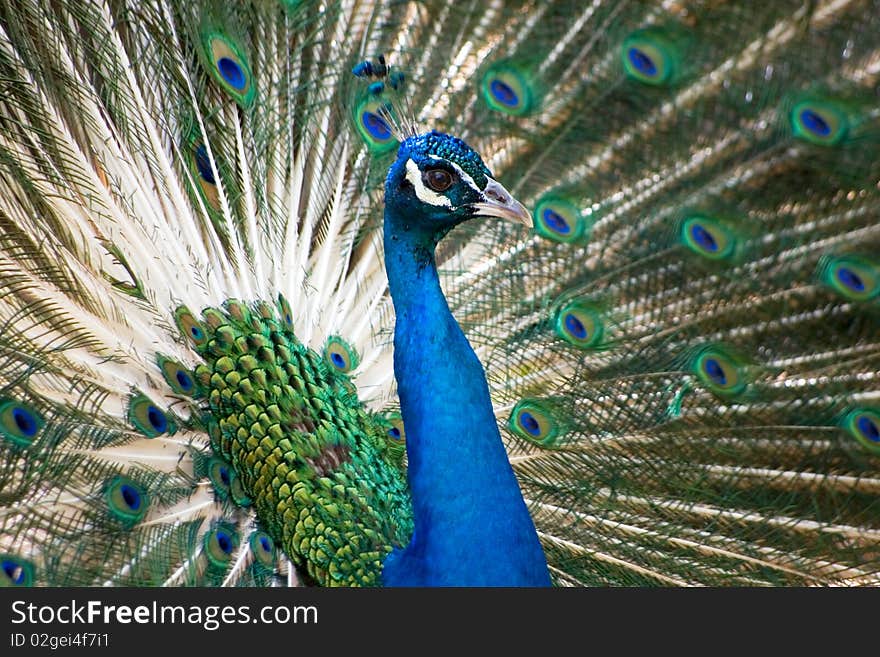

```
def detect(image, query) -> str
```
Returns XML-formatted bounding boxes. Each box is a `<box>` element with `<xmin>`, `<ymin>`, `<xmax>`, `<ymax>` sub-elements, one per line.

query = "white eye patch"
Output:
<box><xmin>405</xmin><ymin>159</ymin><xmax>451</xmax><ymax>208</ymax></box>
<box><xmin>404</xmin><ymin>158</ymin><xmax>484</xmax><ymax>208</ymax></box>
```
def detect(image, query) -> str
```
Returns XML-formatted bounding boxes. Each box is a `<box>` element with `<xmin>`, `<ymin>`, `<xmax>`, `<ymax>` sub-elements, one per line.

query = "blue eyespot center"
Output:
<box><xmin>219</xmin><ymin>466</ymin><xmax>231</xmax><ymax>487</ymax></box>
<box><xmin>146</xmin><ymin>406</ymin><xmax>167</xmax><ymax>433</ymax></box>
<box><xmin>690</xmin><ymin>224</ymin><xmax>718</xmax><ymax>252</ymax></box>
<box><xmin>564</xmin><ymin>313</ymin><xmax>587</xmax><ymax>340</ymax></box>
<box><xmin>330</xmin><ymin>352</ymin><xmax>346</xmax><ymax>369</ymax></box>
<box><xmin>194</xmin><ymin>145</ymin><xmax>215</xmax><ymax>184</ymax></box>
<box><xmin>259</xmin><ymin>536</ymin><xmax>272</xmax><ymax>552</ymax></box>
<box><xmin>217</xmin><ymin>57</ymin><xmax>246</xmax><ymax>90</ymax></box>
<box><xmin>704</xmin><ymin>358</ymin><xmax>727</xmax><ymax>385</ymax></box>
<box><xmin>543</xmin><ymin>208</ymin><xmax>571</xmax><ymax>234</ymax></box>
<box><xmin>190</xmin><ymin>326</ymin><xmax>204</xmax><ymax>339</ymax></box>
<box><xmin>361</xmin><ymin>111</ymin><xmax>391</xmax><ymax>140</ymax></box>
<box><xmin>857</xmin><ymin>416</ymin><xmax>879</xmax><ymax>442</ymax></box>
<box><xmin>216</xmin><ymin>531</ymin><xmax>233</xmax><ymax>554</ymax></box>
<box><xmin>120</xmin><ymin>484</ymin><xmax>141</xmax><ymax>510</ymax></box>
<box><xmin>175</xmin><ymin>371</ymin><xmax>193</xmax><ymax>390</ymax></box>
<box><xmin>836</xmin><ymin>267</ymin><xmax>865</xmax><ymax>292</ymax></box>
<box><xmin>520</xmin><ymin>411</ymin><xmax>541</xmax><ymax>436</ymax></box>
<box><xmin>285</xmin><ymin>313</ymin><xmax>292</xmax><ymax>324</ymax></box>
<box><xmin>12</xmin><ymin>408</ymin><xmax>37</xmax><ymax>437</ymax></box>
<box><xmin>2</xmin><ymin>560</ymin><xmax>24</xmax><ymax>584</ymax></box>
<box><xmin>489</xmin><ymin>79</ymin><xmax>519</xmax><ymax>107</ymax></box>
<box><xmin>800</xmin><ymin>109</ymin><xmax>831</xmax><ymax>137</ymax></box>
<box><xmin>389</xmin><ymin>427</ymin><xmax>401</xmax><ymax>439</ymax></box>
<box><xmin>628</xmin><ymin>47</ymin><xmax>657</xmax><ymax>76</ymax></box>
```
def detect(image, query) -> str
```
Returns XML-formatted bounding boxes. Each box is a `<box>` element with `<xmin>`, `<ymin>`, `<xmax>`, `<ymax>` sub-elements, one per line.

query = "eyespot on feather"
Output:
<box><xmin>691</xmin><ymin>345</ymin><xmax>750</xmax><ymax>397</ymax></box>
<box><xmin>621</xmin><ymin>27</ymin><xmax>684</xmax><ymax>86</ymax></box>
<box><xmin>817</xmin><ymin>255</ymin><xmax>879</xmax><ymax>302</ymax></box>
<box><xmin>104</xmin><ymin>475</ymin><xmax>149</xmax><ymax>526</ymax></box>
<box><xmin>187</xmin><ymin>141</ymin><xmax>223</xmax><ymax>214</ymax></box>
<box><xmin>0</xmin><ymin>555</ymin><xmax>35</xmax><ymax>587</ymax></box>
<box><xmin>508</xmin><ymin>399</ymin><xmax>562</xmax><ymax>447</ymax></box>
<box><xmin>533</xmin><ymin>196</ymin><xmax>586</xmax><ymax>243</ymax></box>
<box><xmin>174</xmin><ymin>306</ymin><xmax>210</xmax><ymax>349</ymax></box>
<box><xmin>157</xmin><ymin>355</ymin><xmax>200</xmax><ymax>397</ymax></box>
<box><xmin>249</xmin><ymin>531</ymin><xmax>276</xmax><ymax>569</ymax></box>
<box><xmin>842</xmin><ymin>408</ymin><xmax>880</xmax><ymax>454</ymax></box>
<box><xmin>481</xmin><ymin>60</ymin><xmax>537</xmax><ymax>116</ymax></box>
<box><xmin>791</xmin><ymin>98</ymin><xmax>849</xmax><ymax>146</ymax></box>
<box><xmin>353</xmin><ymin>97</ymin><xmax>398</xmax><ymax>153</ymax></box>
<box><xmin>0</xmin><ymin>399</ymin><xmax>44</xmax><ymax>448</ymax></box>
<box><xmin>128</xmin><ymin>394</ymin><xmax>173</xmax><ymax>438</ymax></box>
<box><xmin>277</xmin><ymin>294</ymin><xmax>294</xmax><ymax>331</ymax></box>
<box><xmin>680</xmin><ymin>215</ymin><xmax>738</xmax><ymax>261</ymax></box>
<box><xmin>203</xmin><ymin>525</ymin><xmax>240</xmax><ymax>570</ymax></box>
<box><xmin>208</xmin><ymin>456</ymin><xmax>234</xmax><ymax>500</ymax></box>
<box><xmin>385</xmin><ymin>412</ymin><xmax>406</xmax><ymax>447</ymax></box>
<box><xmin>554</xmin><ymin>301</ymin><xmax>604</xmax><ymax>350</ymax></box>
<box><xmin>199</xmin><ymin>29</ymin><xmax>255</xmax><ymax>106</ymax></box>
<box><xmin>324</xmin><ymin>337</ymin><xmax>359</xmax><ymax>374</ymax></box>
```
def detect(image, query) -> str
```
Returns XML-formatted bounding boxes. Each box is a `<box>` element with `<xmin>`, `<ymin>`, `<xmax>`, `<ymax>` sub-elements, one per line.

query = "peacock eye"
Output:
<box><xmin>424</xmin><ymin>168</ymin><xmax>454</xmax><ymax>192</ymax></box>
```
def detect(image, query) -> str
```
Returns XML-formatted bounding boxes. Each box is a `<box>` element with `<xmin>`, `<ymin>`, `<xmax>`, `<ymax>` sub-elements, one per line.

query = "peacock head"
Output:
<box><xmin>384</xmin><ymin>130</ymin><xmax>531</xmax><ymax>244</ymax></box>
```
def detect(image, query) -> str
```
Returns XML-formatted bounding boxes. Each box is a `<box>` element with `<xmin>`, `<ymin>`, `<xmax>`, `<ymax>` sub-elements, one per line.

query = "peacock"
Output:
<box><xmin>0</xmin><ymin>0</ymin><xmax>879</xmax><ymax>588</ymax></box>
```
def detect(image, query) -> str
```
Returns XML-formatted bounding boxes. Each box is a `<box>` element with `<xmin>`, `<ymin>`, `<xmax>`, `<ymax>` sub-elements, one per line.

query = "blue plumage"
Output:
<box><xmin>381</xmin><ymin>133</ymin><xmax>550</xmax><ymax>586</ymax></box>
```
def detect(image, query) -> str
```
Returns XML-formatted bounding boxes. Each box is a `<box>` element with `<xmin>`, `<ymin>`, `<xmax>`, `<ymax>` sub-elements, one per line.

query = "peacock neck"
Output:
<box><xmin>382</xmin><ymin>214</ymin><xmax>551</xmax><ymax>586</ymax></box>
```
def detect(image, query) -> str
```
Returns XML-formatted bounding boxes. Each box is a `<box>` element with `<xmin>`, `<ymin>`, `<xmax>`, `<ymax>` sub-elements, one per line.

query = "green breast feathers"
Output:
<box><xmin>177</xmin><ymin>297</ymin><xmax>412</xmax><ymax>586</ymax></box>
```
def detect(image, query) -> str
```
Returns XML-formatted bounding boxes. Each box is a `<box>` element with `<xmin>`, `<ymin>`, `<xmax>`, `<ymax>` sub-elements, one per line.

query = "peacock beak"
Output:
<box><xmin>470</xmin><ymin>179</ymin><xmax>533</xmax><ymax>228</ymax></box>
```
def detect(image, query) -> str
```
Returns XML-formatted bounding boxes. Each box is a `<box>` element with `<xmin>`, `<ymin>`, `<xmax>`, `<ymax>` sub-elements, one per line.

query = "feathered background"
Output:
<box><xmin>0</xmin><ymin>0</ymin><xmax>879</xmax><ymax>587</ymax></box>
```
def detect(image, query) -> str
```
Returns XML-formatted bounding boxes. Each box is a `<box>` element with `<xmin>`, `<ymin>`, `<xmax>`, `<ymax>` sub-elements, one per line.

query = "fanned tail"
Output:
<box><xmin>418</xmin><ymin>0</ymin><xmax>880</xmax><ymax>585</ymax></box>
<box><xmin>1</xmin><ymin>0</ymin><xmax>879</xmax><ymax>587</ymax></box>
<box><xmin>0</xmin><ymin>0</ymin><xmax>405</xmax><ymax>586</ymax></box>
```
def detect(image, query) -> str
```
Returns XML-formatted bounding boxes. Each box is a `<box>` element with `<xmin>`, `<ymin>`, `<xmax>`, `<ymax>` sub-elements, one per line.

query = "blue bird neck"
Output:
<box><xmin>382</xmin><ymin>210</ymin><xmax>550</xmax><ymax>586</ymax></box>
